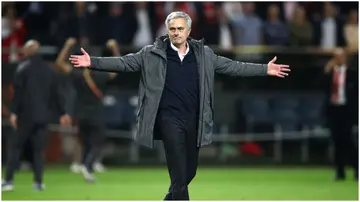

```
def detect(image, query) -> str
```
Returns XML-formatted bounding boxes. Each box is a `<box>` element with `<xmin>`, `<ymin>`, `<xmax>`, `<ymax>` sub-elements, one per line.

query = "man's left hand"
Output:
<box><xmin>267</xmin><ymin>56</ymin><xmax>291</xmax><ymax>78</ymax></box>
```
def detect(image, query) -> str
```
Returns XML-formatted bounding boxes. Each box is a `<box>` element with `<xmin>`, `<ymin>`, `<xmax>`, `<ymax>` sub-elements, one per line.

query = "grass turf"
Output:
<box><xmin>1</xmin><ymin>166</ymin><xmax>358</xmax><ymax>200</ymax></box>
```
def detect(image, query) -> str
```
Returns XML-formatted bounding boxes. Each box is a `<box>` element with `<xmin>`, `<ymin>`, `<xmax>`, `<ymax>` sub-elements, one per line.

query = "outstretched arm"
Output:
<box><xmin>89</xmin><ymin>49</ymin><xmax>144</xmax><ymax>72</ymax></box>
<box><xmin>70</xmin><ymin>45</ymin><xmax>147</xmax><ymax>73</ymax></box>
<box><xmin>56</xmin><ymin>37</ymin><xmax>77</xmax><ymax>74</ymax></box>
<box><xmin>207</xmin><ymin>47</ymin><xmax>290</xmax><ymax>78</ymax></box>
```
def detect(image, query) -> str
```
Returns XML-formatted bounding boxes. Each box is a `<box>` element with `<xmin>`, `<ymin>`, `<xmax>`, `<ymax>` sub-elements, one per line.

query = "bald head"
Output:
<box><xmin>23</xmin><ymin>40</ymin><xmax>40</xmax><ymax>56</ymax></box>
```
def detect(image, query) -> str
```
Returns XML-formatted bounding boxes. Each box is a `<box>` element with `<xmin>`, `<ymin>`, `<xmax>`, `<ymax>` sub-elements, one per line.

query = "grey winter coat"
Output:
<box><xmin>89</xmin><ymin>35</ymin><xmax>268</xmax><ymax>149</ymax></box>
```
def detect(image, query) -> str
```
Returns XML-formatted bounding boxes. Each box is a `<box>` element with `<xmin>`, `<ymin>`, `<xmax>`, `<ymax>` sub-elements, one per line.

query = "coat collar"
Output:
<box><xmin>151</xmin><ymin>34</ymin><xmax>205</xmax><ymax>59</ymax></box>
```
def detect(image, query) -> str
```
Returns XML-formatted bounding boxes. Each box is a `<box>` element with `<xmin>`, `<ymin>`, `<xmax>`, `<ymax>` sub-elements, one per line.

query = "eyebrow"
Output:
<box><xmin>169</xmin><ymin>26</ymin><xmax>185</xmax><ymax>29</ymax></box>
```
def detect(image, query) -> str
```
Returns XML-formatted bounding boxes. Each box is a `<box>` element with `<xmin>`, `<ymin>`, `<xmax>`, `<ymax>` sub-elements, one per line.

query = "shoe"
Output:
<box><xmin>164</xmin><ymin>192</ymin><xmax>173</xmax><ymax>200</ymax></box>
<box><xmin>33</xmin><ymin>183</ymin><xmax>45</xmax><ymax>191</ymax></box>
<box><xmin>70</xmin><ymin>162</ymin><xmax>81</xmax><ymax>173</ymax></box>
<box><xmin>2</xmin><ymin>181</ymin><xmax>14</xmax><ymax>192</ymax></box>
<box><xmin>80</xmin><ymin>165</ymin><xmax>95</xmax><ymax>183</ymax></box>
<box><xmin>93</xmin><ymin>162</ymin><xmax>106</xmax><ymax>173</ymax></box>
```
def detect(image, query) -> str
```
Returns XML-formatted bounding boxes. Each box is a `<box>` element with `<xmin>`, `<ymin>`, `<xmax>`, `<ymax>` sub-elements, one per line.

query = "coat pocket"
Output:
<box><xmin>204</xmin><ymin>96</ymin><xmax>214</xmax><ymax>134</ymax></box>
<box><xmin>137</xmin><ymin>95</ymin><xmax>145</xmax><ymax>118</ymax></box>
<box><xmin>209</xmin><ymin>92</ymin><xmax>214</xmax><ymax>119</ymax></box>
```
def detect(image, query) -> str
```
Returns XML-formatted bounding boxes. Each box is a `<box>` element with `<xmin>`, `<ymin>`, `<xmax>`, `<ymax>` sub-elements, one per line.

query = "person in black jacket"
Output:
<box><xmin>2</xmin><ymin>40</ymin><xmax>71</xmax><ymax>192</ymax></box>
<box><xmin>324</xmin><ymin>48</ymin><xmax>358</xmax><ymax>181</ymax></box>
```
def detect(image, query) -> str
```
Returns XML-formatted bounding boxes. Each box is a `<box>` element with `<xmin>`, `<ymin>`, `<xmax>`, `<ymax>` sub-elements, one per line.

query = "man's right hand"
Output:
<box><xmin>69</xmin><ymin>48</ymin><xmax>91</xmax><ymax>68</ymax></box>
<box><xmin>10</xmin><ymin>113</ymin><xmax>17</xmax><ymax>130</ymax></box>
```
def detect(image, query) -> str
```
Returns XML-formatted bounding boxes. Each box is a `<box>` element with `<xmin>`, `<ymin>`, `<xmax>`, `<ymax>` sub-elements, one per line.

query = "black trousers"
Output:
<box><xmin>78</xmin><ymin>119</ymin><xmax>105</xmax><ymax>173</ymax></box>
<box><xmin>21</xmin><ymin>138</ymin><xmax>34</xmax><ymax>163</ymax></box>
<box><xmin>328</xmin><ymin>105</ymin><xmax>358</xmax><ymax>178</ymax></box>
<box><xmin>156</xmin><ymin>113</ymin><xmax>200</xmax><ymax>200</ymax></box>
<box><xmin>5</xmin><ymin>121</ymin><xmax>48</xmax><ymax>184</ymax></box>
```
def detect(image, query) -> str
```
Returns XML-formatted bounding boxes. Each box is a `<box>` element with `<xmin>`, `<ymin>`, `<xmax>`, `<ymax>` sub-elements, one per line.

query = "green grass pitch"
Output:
<box><xmin>2</xmin><ymin>166</ymin><xmax>358</xmax><ymax>200</ymax></box>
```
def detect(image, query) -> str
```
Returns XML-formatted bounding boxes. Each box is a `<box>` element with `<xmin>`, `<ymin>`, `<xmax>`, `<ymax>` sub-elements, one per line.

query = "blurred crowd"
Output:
<box><xmin>2</xmin><ymin>1</ymin><xmax>359</xmax><ymax>63</ymax></box>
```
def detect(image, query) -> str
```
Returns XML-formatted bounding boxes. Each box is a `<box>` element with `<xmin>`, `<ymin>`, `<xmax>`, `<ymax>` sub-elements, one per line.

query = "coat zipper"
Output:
<box><xmin>195</xmin><ymin>39</ymin><xmax>205</xmax><ymax>147</ymax></box>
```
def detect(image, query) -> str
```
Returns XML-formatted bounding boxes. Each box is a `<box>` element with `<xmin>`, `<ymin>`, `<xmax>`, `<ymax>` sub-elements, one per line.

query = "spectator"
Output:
<box><xmin>154</xmin><ymin>2</ymin><xmax>166</xmax><ymax>29</ymax></box>
<box><xmin>23</xmin><ymin>2</ymin><xmax>51</xmax><ymax>44</ymax></box>
<box><xmin>232</xmin><ymin>2</ymin><xmax>263</xmax><ymax>46</ymax></box>
<box><xmin>217</xmin><ymin>6</ymin><xmax>235</xmax><ymax>51</ymax></box>
<box><xmin>133</xmin><ymin>2</ymin><xmax>157</xmax><ymax>48</ymax></box>
<box><xmin>66</xmin><ymin>2</ymin><xmax>90</xmax><ymax>46</ymax></box>
<box><xmin>198</xmin><ymin>2</ymin><xmax>219</xmax><ymax>45</ymax></box>
<box><xmin>263</xmin><ymin>4</ymin><xmax>289</xmax><ymax>46</ymax></box>
<box><xmin>154</xmin><ymin>2</ymin><xmax>168</xmax><ymax>38</ymax></box>
<box><xmin>2</xmin><ymin>4</ymin><xmax>26</xmax><ymax>63</ymax></box>
<box><xmin>314</xmin><ymin>2</ymin><xmax>345</xmax><ymax>50</ymax></box>
<box><xmin>222</xmin><ymin>1</ymin><xmax>242</xmax><ymax>21</ymax></box>
<box><xmin>106</xmin><ymin>3</ymin><xmax>132</xmax><ymax>46</ymax></box>
<box><xmin>344</xmin><ymin>10</ymin><xmax>358</xmax><ymax>52</ymax></box>
<box><xmin>289</xmin><ymin>5</ymin><xmax>313</xmax><ymax>47</ymax></box>
<box><xmin>283</xmin><ymin>2</ymin><xmax>298</xmax><ymax>22</ymax></box>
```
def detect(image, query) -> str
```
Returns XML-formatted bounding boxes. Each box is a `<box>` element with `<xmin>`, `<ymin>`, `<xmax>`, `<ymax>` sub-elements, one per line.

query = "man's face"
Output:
<box><xmin>167</xmin><ymin>18</ymin><xmax>191</xmax><ymax>46</ymax></box>
<box><xmin>268</xmin><ymin>5</ymin><xmax>279</xmax><ymax>19</ymax></box>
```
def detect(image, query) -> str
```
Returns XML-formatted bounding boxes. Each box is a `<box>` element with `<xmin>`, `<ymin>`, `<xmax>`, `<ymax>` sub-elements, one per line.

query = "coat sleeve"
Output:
<box><xmin>206</xmin><ymin>46</ymin><xmax>268</xmax><ymax>76</ymax></box>
<box><xmin>89</xmin><ymin>46</ymin><xmax>148</xmax><ymax>73</ymax></box>
<box><xmin>10</xmin><ymin>61</ymin><xmax>29</xmax><ymax>115</ymax></box>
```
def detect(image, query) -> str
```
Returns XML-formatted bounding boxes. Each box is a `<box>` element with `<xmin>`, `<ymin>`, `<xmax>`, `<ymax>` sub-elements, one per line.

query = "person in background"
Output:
<box><xmin>324</xmin><ymin>48</ymin><xmax>358</xmax><ymax>181</ymax></box>
<box><xmin>313</xmin><ymin>2</ymin><xmax>345</xmax><ymax>50</ymax></box>
<box><xmin>2</xmin><ymin>40</ymin><xmax>71</xmax><ymax>192</ymax></box>
<box><xmin>343</xmin><ymin>9</ymin><xmax>358</xmax><ymax>52</ymax></box>
<box><xmin>263</xmin><ymin>4</ymin><xmax>289</xmax><ymax>46</ymax></box>
<box><xmin>288</xmin><ymin>5</ymin><xmax>313</xmax><ymax>46</ymax></box>
<box><xmin>2</xmin><ymin>4</ymin><xmax>26</xmax><ymax>63</ymax></box>
<box><xmin>56</xmin><ymin>37</ymin><xmax>118</xmax><ymax>182</ymax></box>
<box><xmin>231</xmin><ymin>2</ymin><xmax>263</xmax><ymax>46</ymax></box>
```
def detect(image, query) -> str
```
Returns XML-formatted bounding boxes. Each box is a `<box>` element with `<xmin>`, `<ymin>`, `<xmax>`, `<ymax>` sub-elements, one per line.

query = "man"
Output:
<box><xmin>68</xmin><ymin>42</ymin><xmax>120</xmax><ymax>174</ymax></box>
<box><xmin>324</xmin><ymin>48</ymin><xmax>358</xmax><ymax>181</ymax></box>
<box><xmin>2</xmin><ymin>40</ymin><xmax>71</xmax><ymax>191</ymax></box>
<box><xmin>18</xmin><ymin>138</ymin><xmax>33</xmax><ymax>171</ymax></box>
<box><xmin>57</xmin><ymin>38</ymin><xmax>118</xmax><ymax>182</ymax></box>
<box><xmin>70</xmin><ymin>11</ymin><xmax>290</xmax><ymax>200</ymax></box>
<box><xmin>1</xmin><ymin>84</ymin><xmax>32</xmax><ymax>171</ymax></box>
